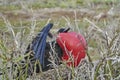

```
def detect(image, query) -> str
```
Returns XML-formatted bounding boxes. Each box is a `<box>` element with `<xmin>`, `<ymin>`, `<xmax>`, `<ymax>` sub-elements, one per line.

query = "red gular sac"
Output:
<box><xmin>56</xmin><ymin>32</ymin><xmax>87</xmax><ymax>67</ymax></box>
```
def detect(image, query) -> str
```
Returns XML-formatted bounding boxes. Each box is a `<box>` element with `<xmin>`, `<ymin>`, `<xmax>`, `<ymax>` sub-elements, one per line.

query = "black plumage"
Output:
<box><xmin>15</xmin><ymin>23</ymin><xmax>70</xmax><ymax>79</ymax></box>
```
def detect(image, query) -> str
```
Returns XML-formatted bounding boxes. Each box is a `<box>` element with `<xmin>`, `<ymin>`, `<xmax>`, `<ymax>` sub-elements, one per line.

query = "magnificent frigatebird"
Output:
<box><xmin>15</xmin><ymin>23</ymin><xmax>86</xmax><ymax>78</ymax></box>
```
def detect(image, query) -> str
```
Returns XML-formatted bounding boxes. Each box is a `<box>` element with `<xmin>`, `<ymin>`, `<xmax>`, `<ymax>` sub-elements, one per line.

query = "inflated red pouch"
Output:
<box><xmin>57</xmin><ymin>32</ymin><xmax>86</xmax><ymax>67</ymax></box>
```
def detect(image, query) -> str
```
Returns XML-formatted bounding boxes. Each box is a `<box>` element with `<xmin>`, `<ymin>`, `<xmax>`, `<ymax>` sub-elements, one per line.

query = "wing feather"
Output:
<box><xmin>27</xmin><ymin>23</ymin><xmax>53</xmax><ymax>66</ymax></box>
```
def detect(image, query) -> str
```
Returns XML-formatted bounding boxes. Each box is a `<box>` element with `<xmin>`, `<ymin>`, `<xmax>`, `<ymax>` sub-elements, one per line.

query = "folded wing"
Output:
<box><xmin>26</xmin><ymin>23</ymin><xmax>53</xmax><ymax>67</ymax></box>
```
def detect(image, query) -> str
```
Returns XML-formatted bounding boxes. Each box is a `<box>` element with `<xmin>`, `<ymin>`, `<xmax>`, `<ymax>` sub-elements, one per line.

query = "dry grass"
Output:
<box><xmin>0</xmin><ymin>0</ymin><xmax>120</xmax><ymax>80</ymax></box>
